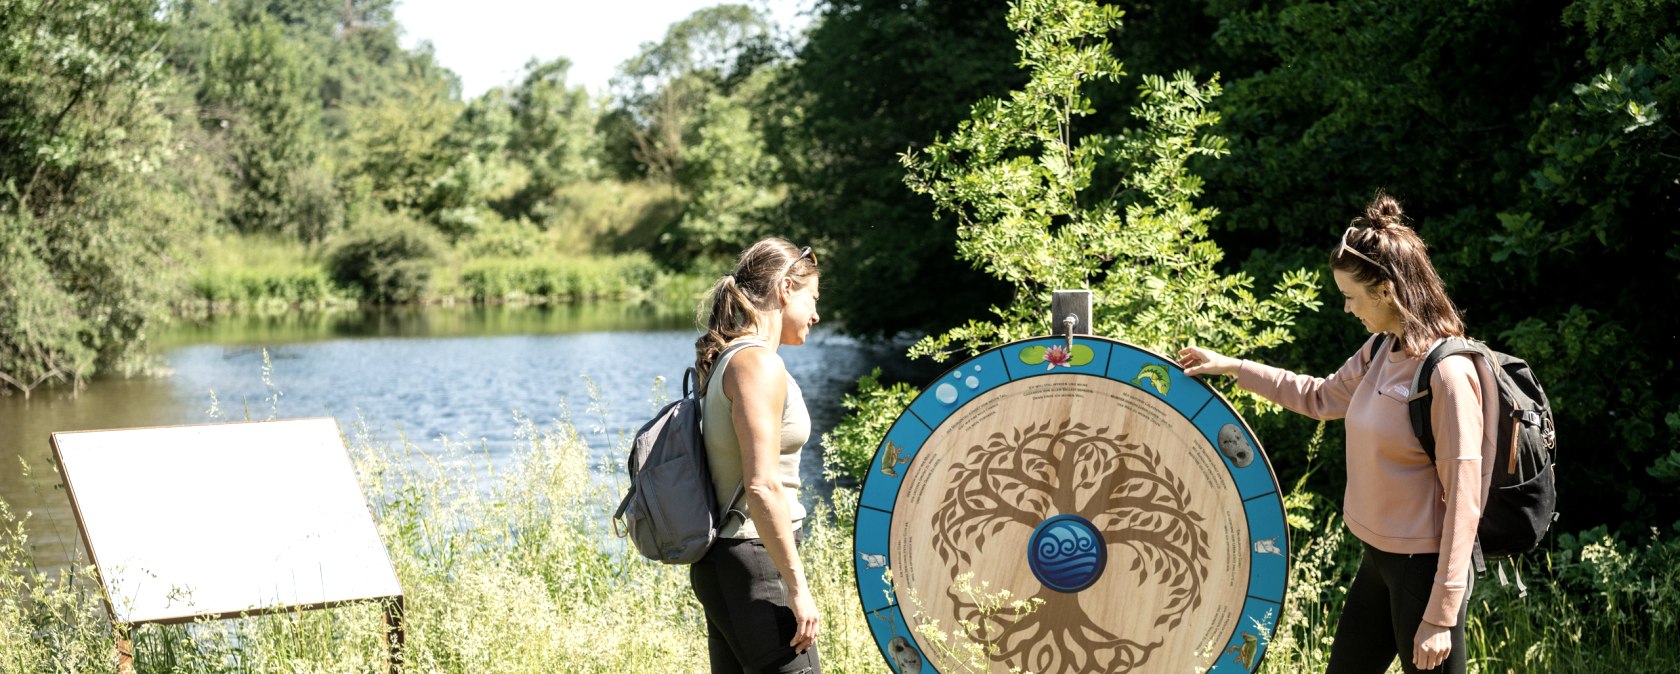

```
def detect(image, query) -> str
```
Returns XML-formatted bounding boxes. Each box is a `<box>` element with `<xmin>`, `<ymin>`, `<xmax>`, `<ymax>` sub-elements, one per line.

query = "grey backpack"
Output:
<box><xmin>612</xmin><ymin>344</ymin><xmax>749</xmax><ymax>564</ymax></box>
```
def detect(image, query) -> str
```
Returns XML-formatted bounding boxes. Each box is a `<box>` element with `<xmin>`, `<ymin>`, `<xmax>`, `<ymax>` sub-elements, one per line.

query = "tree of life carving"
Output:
<box><xmin>928</xmin><ymin>418</ymin><xmax>1211</xmax><ymax>674</ymax></box>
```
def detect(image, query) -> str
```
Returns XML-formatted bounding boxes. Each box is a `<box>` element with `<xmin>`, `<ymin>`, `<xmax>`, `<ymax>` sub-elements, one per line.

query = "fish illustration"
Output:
<box><xmin>888</xmin><ymin>636</ymin><xmax>924</xmax><ymax>674</ymax></box>
<box><xmin>1132</xmin><ymin>363</ymin><xmax>1172</xmax><ymax>394</ymax></box>
<box><xmin>1225</xmin><ymin>631</ymin><xmax>1259</xmax><ymax>669</ymax></box>
<box><xmin>881</xmin><ymin>441</ymin><xmax>910</xmax><ymax>477</ymax></box>
<box><xmin>1218</xmin><ymin>423</ymin><xmax>1254</xmax><ymax>468</ymax></box>
<box><xmin>1254</xmin><ymin>537</ymin><xmax>1283</xmax><ymax>556</ymax></box>
<box><xmin>859</xmin><ymin>552</ymin><xmax>888</xmax><ymax>569</ymax></box>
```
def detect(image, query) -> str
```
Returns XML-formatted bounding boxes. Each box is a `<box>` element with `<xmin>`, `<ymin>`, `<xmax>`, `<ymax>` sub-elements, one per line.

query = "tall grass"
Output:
<box><xmin>184</xmin><ymin>234</ymin><xmax>351</xmax><ymax>314</ymax></box>
<box><xmin>457</xmin><ymin>254</ymin><xmax>663</xmax><ymax>303</ymax></box>
<box><xmin>5</xmin><ymin>403</ymin><xmax>1676</xmax><ymax>671</ymax></box>
<box><xmin>0</xmin><ymin>408</ymin><xmax>876</xmax><ymax>673</ymax></box>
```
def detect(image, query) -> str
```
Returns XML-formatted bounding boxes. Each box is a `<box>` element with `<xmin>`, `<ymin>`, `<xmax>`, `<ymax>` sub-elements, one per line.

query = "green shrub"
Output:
<box><xmin>822</xmin><ymin>368</ymin><xmax>919</xmax><ymax>487</ymax></box>
<box><xmin>326</xmin><ymin>213</ymin><xmax>442</xmax><ymax>304</ymax></box>
<box><xmin>819</xmin><ymin>369</ymin><xmax>918</xmax><ymax>528</ymax></box>
<box><xmin>459</xmin><ymin>215</ymin><xmax>541</xmax><ymax>259</ymax></box>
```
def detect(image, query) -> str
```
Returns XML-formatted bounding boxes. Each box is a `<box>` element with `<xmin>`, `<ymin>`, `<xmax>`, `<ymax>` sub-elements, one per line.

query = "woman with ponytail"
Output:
<box><xmin>690</xmin><ymin>237</ymin><xmax>823</xmax><ymax>674</ymax></box>
<box><xmin>1177</xmin><ymin>193</ymin><xmax>1497</xmax><ymax>673</ymax></box>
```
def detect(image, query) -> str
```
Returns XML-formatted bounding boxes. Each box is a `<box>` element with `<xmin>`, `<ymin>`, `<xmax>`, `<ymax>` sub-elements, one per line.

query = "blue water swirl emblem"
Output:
<box><xmin>1027</xmin><ymin>514</ymin><xmax>1107</xmax><ymax>593</ymax></box>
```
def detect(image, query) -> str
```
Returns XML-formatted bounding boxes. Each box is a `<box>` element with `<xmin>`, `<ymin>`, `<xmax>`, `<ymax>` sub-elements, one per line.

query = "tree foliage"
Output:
<box><xmin>1175</xmin><ymin>0</ymin><xmax>1680</xmax><ymax>531</ymax></box>
<box><xmin>774</xmin><ymin>0</ymin><xmax>1025</xmax><ymax>337</ymax></box>
<box><xmin>1</xmin><ymin>0</ymin><xmax>196</xmax><ymax>394</ymax></box>
<box><xmin>901</xmin><ymin>0</ymin><xmax>1320</xmax><ymax>412</ymax></box>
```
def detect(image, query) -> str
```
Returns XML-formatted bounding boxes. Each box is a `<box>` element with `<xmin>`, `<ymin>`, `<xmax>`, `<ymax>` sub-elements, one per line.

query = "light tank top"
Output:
<box><xmin>701</xmin><ymin>340</ymin><xmax>810</xmax><ymax>539</ymax></box>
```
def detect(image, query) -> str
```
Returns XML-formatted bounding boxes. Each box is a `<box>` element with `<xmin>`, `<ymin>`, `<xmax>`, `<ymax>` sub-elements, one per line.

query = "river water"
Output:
<box><xmin>0</xmin><ymin>303</ymin><xmax>899</xmax><ymax>572</ymax></box>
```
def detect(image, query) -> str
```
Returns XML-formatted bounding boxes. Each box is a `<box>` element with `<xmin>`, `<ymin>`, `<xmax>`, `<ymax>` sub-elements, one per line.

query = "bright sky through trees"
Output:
<box><xmin>394</xmin><ymin>0</ymin><xmax>811</xmax><ymax>98</ymax></box>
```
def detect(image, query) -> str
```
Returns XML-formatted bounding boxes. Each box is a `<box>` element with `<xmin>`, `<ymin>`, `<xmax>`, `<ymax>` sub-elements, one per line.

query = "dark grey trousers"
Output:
<box><xmin>689</xmin><ymin>535</ymin><xmax>821</xmax><ymax>674</ymax></box>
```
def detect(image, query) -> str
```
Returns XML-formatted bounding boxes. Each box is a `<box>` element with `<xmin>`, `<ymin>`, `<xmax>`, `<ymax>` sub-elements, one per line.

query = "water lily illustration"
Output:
<box><xmin>1045</xmin><ymin>346</ymin><xmax>1072</xmax><ymax>370</ymax></box>
<box><xmin>1020</xmin><ymin>344</ymin><xmax>1095</xmax><ymax>368</ymax></box>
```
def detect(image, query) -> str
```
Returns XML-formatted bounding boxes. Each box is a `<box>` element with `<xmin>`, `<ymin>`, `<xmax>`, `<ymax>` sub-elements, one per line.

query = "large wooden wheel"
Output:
<box><xmin>853</xmin><ymin>336</ymin><xmax>1287</xmax><ymax>674</ymax></box>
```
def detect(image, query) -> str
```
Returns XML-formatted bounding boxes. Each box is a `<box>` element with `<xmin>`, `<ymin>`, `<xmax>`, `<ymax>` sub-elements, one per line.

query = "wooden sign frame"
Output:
<box><xmin>50</xmin><ymin>418</ymin><xmax>405</xmax><ymax>673</ymax></box>
<box><xmin>852</xmin><ymin>336</ymin><xmax>1289</xmax><ymax>674</ymax></box>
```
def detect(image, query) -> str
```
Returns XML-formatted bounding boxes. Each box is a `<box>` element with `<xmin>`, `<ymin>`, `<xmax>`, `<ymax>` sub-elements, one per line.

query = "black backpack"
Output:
<box><xmin>1373</xmin><ymin>335</ymin><xmax>1559</xmax><ymax>568</ymax></box>
<box><xmin>611</xmin><ymin>344</ymin><xmax>750</xmax><ymax>564</ymax></box>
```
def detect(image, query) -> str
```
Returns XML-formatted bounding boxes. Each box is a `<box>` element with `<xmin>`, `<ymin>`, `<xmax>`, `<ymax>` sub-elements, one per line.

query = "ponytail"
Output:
<box><xmin>694</xmin><ymin>275</ymin><xmax>759</xmax><ymax>385</ymax></box>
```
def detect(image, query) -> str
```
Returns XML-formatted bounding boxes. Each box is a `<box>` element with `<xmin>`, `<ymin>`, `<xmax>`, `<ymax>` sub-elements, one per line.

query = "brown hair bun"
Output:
<box><xmin>1357</xmin><ymin>191</ymin><xmax>1406</xmax><ymax>230</ymax></box>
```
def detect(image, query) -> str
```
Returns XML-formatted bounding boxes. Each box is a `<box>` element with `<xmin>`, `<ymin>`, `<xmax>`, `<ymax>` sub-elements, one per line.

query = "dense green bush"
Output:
<box><xmin>326</xmin><ymin>214</ymin><xmax>442</xmax><ymax>304</ymax></box>
<box><xmin>821</xmin><ymin>369</ymin><xmax>920</xmax><ymax>484</ymax></box>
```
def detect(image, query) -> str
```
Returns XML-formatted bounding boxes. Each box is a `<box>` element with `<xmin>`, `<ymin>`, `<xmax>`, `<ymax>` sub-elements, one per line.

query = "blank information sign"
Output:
<box><xmin>52</xmin><ymin>418</ymin><xmax>402</xmax><ymax>625</ymax></box>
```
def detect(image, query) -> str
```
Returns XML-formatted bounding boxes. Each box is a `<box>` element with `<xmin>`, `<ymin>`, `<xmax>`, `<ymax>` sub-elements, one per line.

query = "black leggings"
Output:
<box><xmin>1327</xmin><ymin>546</ymin><xmax>1471</xmax><ymax>674</ymax></box>
<box><xmin>689</xmin><ymin>535</ymin><xmax>821</xmax><ymax>674</ymax></box>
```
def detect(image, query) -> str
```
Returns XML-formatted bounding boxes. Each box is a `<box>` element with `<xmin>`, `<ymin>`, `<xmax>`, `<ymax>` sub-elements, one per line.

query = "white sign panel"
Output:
<box><xmin>52</xmin><ymin>418</ymin><xmax>402</xmax><ymax>625</ymax></box>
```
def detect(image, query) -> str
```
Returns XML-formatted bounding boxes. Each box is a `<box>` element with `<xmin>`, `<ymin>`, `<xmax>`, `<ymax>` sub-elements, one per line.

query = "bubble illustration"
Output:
<box><xmin>935</xmin><ymin>383</ymin><xmax>959</xmax><ymax>405</ymax></box>
<box><xmin>1218</xmin><ymin>423</ymin><xmax>1254</xmax><ymax>468</ymax></box>
<box><xmin>1027</xmin><ymin>514</ymin><xmax>1107</xmax><ymax>593</ymax></box>
<box><xmin>965</xmin><ymin>376</ymin><xmax>980</xmax><ymax>389</ymax></box>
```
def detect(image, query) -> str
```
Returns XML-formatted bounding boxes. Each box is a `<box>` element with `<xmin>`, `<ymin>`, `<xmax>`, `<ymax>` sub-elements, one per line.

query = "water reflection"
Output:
<box><xmin>1</xmin><ymin>304</ymin><xmax>896</xmax><ymax>572</ymax></box>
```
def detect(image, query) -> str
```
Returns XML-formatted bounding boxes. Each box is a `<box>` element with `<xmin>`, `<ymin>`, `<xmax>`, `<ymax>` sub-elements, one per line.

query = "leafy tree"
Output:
<box><xmin>193</xmin><ymin>14</ymin><xmax>331</xmax><ymax>240</ymax></box>
<box><xmin>610</xmin><ymin>4</ymin><xmax>776</xmax><ymax>184</ymax></box>
<box><xmin>1179</xmin><ymin>0</ymin><xmax>1680</xmax><ymax>531</ymax></box>
<box><xmin>508</xmin><ymin>57</ymin><xmax>600</xmax><ymax>204</ymax></box>
<box><xmin>669</xmin><ymin>67</ymin><xmax>787</xmax><ymax>267</ymax></box>
<box><xmin>339</xmin><ymin>64</ymin><xmax>460</xmax><ymax>216</ymax></box>
<box><xmin>901</xmin><ymin>0</ymin><xmax>1320</xmax><ymax>403</ymax></box>
<box><xmin>774</xmin><ymin>0</ymin><xmax>1024</xmax><ymax>337</ymax></box>
<box><xmin>1</xmin><ymin>0</ymin><xmax>196</xmax><ymax>393</ymax></box>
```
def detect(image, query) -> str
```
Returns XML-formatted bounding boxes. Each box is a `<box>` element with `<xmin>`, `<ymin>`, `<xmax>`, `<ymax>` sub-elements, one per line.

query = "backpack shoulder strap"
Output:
<box><xmin>699</xmin><ymin>340</ymin><xmax>767</xmax><ymax>397</ymax></box>
<box><xmin>1407</xmin><ymin>336</ymin><xmax>1484</xmax><ymax>463</ymax></box>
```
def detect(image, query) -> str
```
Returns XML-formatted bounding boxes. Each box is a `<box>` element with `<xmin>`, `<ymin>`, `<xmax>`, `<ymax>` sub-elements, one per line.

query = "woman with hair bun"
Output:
<box><xmin>1177</xmin><ymin>193</ymin><xmax>1497</xmax><ymax>673</ymax></box>
<box><xmin>690</xmin><ymin>237</ymin><xmax>823</xmax><ymax>674</ymax></box>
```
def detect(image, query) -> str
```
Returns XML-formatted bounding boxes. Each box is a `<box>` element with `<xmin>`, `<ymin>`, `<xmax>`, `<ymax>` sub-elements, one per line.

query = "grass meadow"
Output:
<box><xmin>3</xmin><ymin>406</ymin><xmax>1678</xmax><ymax>673</ymax></box>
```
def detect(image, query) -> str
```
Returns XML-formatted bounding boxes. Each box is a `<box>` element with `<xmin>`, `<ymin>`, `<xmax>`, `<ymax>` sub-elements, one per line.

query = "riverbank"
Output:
<box><xmin>181</xmin><ymin>233</ymin><xmax>712</xmax><ymax>316</ymax></box>
<box><xmin>5</xmin><ymin>411</ymin><xmax>1677</xmax><ymax>672</ymax></box>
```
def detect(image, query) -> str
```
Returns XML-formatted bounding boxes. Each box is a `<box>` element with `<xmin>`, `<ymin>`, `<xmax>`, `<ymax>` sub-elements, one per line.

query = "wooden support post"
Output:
<box><xmin>383</xmin><ymin>596</ymin><xmax>406</xmax><ymax>674</ymax></box>
<box><xmin>115</xmin><ymin>625</ymin><xmax>135</xmax><ymax>674</ymax></box>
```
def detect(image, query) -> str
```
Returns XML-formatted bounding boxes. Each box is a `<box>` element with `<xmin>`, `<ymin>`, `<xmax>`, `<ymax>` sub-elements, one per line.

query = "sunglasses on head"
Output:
<box><xmin>1339</xmin><ymin>227</ymin><xmax>1384</xmax><ymax>272</ymax></box>
<box><xmin>785</xmin><ymin>246</ymin><xmax>818</xmax><ymax>276</ymax></box>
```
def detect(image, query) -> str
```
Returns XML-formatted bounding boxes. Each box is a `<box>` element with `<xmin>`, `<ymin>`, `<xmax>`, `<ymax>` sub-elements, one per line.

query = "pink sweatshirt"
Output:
<box><xmin>1235</xmin><ymin>334</ymin><xmax>1498</xmax><ymax>626</ymax></box>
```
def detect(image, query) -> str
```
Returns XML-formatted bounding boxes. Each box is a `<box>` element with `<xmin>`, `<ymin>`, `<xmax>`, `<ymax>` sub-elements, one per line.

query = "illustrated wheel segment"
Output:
<box><xmin>854</xmin><ymin>336</ymin><xmax>1288</xmax><ymax>674</ymax></box>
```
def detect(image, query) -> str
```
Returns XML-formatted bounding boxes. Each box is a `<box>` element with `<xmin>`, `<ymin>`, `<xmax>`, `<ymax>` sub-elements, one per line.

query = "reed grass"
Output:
<box><xmin>182</xmin><ymin>234</ymin><xmax>703</xmax><ymax>312</ymax></box>
<box><xmin>184</xmin><ymin>234</ymin><xmax>352</xmax><ymax>314</ymax></box>
<box><xmin>0</xmin><ymin>406</ymin><xmax>877</xmax><ymax>673</ymax></box>
<box><xmin>457</xmin><ymin>254</ymin><xmax>663</xmax><ymax>303</ymax></box>
<box><xmin>4</xmin><ymin>406</ymin><xmax>1676</xmax><ymax>672</ymax></box>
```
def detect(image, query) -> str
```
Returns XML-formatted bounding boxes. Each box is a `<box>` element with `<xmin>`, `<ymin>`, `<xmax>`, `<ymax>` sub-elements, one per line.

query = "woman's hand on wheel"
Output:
<box><xmin>1177</xmin><ymin>346</ymin><xmax>1240</xmax><ymax>377</ymax></box>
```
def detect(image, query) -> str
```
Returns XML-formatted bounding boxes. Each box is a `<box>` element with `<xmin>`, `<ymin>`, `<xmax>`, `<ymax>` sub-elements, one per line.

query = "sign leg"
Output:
<box><xmin>114</xmin><ymin>625</ymin><xmax>135</xmax><ymax>674</ymax></box>
<box><xmin>383</xmin><ymin>596</ymin><xmax>406</xmax><ymax>674</ymax></box>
